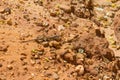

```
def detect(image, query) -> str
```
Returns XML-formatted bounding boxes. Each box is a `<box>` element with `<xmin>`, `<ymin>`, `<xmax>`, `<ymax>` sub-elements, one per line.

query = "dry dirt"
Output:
<box><xmin>0</xmin><ymin>0</ymin><xmax>120</xmax><ymax>80</ymax></box>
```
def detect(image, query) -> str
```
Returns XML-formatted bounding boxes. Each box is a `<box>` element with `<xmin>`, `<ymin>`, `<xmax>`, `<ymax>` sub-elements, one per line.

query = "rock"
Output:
<box><xmin>62</xmin><ymin>51</ymin><xmax>75</xmax><ymax>63</ymax></box>
<box><xmin>52</xmin><ymin>73</ymin><xmax>59</xmax><ymax>80</ymax></box>
<box><xmin>30</xmin><ymin>60</ymin><xmax>36</xmax><ymax>65</ymax></box>
<box><xmin>76</xmin><ymin>53</ymin><xmax>85</xmax><ymax>64</ymax></box>
<box><xmin>103</xmin><ymin>75</ymin><xmax>111</xmax><ymax>80</ymax></box>
<box><xmin>60</xmin><ymin>16</ymin><xmax>69</xmax><ymax>22</ymax></box>
<box><xmin>21</xmin><ymin>53</ymin><xmax>27</xmax><ymax>56</ymax></box>
<box><xmin>31</xmin><ymin>73</ymin><xmax>35</xmax><ymax>77</ymax></box>
<box><xmin>57</xmin><ymin>25</ymin><xmax>65</xmax><ymax>31</ymax></box>
<box><xmin>42</xmin><ymin>22</ymin><xmax>49</xmax><ymax>27</ymax></box>
<box><xmin>0</xmin><ymin>45</ymin><xmax>9</xmax><ymax>52</ymax></box>
<box><xmin>20</xmin><ymin>53</ymin><xmax>27</xmax><ymax>60</ymax></box>
<box><xmin>34</xmin><ymin>0</ymin><xmax>43</xmax><ymax>6</ymax></box>
<box><xmin>34</xmin><ymin>54</ymin><xmax>40</xmax><ymax>59</ymax></box>
<box><xmin>44</xmin><ymin>66</ymin><xmax>49</xmax><ymax>70</ymax></box>
<box><xmin>7</xmin><ymin>19</ymin><xmax>12</xmax><ymax>25</ymax></box>
<box><xmin>42</xmin><ymin>42</ymin><xmax>49</xmax><ymax>47</ymax></box>
<box><xmin>50</xmin><ymin>9</ymin><xmax>57</xmax><ymax>17</ymax></box>
<box><xmin>22</xmin><ymin>61</ymin><xmax>28</xmax><ymax>66</ymax></box>
<box><xmin>7</xmin><ymin>65</ymin><xmax>13</xmax><ymax>70</ymax></box>
<box><xmin>85</xmin><ymin>59</ymin><xmax>94</xmax><ymax>65</ymax></box>
<box><xmin>67</xmin><ymin>34</ymin><xmax>76</xmax><ymax>42</ymax></box>
<box><xmin>71</xmin><ymin>0</ymin><xmax>78</xmax><ymax>5</ymax></box>
<box><xmin>88</xmin><ymin>65</ymin><xmax>99</xmax><ymax>75</ymax></box>
<box><xmin>59</xmin><ymin>4</ymin><xmax>71</xmax><ymax>13</ymax></box>
<box><xmin>106</xmin><ymin>11</ymin><xmax>115</xmax><ymax>18</ymax></box>
<box><xmin>0</xmin><ymin>7</ymin><xmax>11</xmax><ymax>14</ymax></box>
<box><xmin>49</xmin><ymin>41</ymin><xmax>61</xmax><ymax>49</ymax></box>
<box><xmin>70</xmin><ymin>22</ymin><xmax>79</xmax><ymax>27</ymax></box>
<box><xmin>76</xmin><ymin>53</ymin><xmax>85</xmax><ymax>60</ymax></box>
<box><xmin>35</xmin><ymin>21</ymin><xmax>49</xmax><ymax>27</ymax></box>
<box><xmin>75</xmin><ymin>65</ymin><xmax>84</xmax><ymax>75</ymax></box>
<box><xmin>102</xmin><ymin>49</ymin><xmax>115</xmax><ymax>61</ymax></box>
<box><xmin>20</xmin><ymin>56</ymin><xmax>27</xmax><ymax>61</ymax></box>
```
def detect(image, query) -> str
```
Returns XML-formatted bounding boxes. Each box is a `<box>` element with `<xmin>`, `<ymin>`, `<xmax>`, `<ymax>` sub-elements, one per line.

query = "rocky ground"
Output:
<box><xmin>0</xmin><ymin>0</ymin><xmax>120</xmax><ymax>80</ymax></box>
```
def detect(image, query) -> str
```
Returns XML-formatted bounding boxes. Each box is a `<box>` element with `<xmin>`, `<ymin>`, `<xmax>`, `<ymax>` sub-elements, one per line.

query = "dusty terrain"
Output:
<box><xmin>0</xmin><ymin>0</ymin><xmax>120</xmax><ymax>80</ymax></box>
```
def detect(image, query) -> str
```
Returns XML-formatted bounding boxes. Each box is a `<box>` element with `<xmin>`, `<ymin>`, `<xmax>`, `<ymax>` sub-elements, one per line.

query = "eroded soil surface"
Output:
<box><xmin>0</xmin><ymin>0</ymin><xmax>120</xmax><ymax>80</ymax></box>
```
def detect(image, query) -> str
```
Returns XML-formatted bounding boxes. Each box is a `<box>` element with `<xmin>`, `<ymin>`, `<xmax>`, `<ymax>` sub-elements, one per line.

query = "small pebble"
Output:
<box><xmin>31</xmin><ymin>73</ymin><xmax>35</xmax><ymax>77</ymax></box>
<box><xmin>52</xmin><ymin>73</ymin><xmax>59</xmax><ymax>80</ymax></box>
<box><xmin>7</xmin><ymin>19</ymin><xmax>12</xmax><ymax>25</ymax></box>
<box><xmin>50</xmin><ymin>10</ymin><xmax>57</xmax><ymax>17</ymax></box>
<box><xmin>59</xmin><ymin>4</ymin><xmax>71</xmax><ymax>13</ymax></box>
<box><xmin>2</xmin><ymin>7</ymin><xmax>11</xmax><ymax>14</ymax></box>
<box><xmin>20</xmin><ymin>57</ymin><xmax>26</xmax><ymax>61</ymax></box>
<box><xmin>58</xmin><ymin>25</ymin><xmax>65</xmax><ymax>31</ymax></box>
<box><xmin>0</xmin><ymin>45</ymin><xmax>9</xmax><ymax>52</ymax></box>
<box><xmin>103</xmin><ymin>75</ymin><xmax>111</xmax><ymax>80</ymax></box>
<box><xmin>7</xmin><ymin>65</ymin><xmax>13</xmax><ymax>70</ymax></box>
<box><xmin>75</xmin><ymin>65</ymin><xmax>84</xmax><ymax>75</ymax></box>
<box><xmin>30</xmin><ymin>60</ymin><xmax>36</xmax><ymax>65</ymax></box>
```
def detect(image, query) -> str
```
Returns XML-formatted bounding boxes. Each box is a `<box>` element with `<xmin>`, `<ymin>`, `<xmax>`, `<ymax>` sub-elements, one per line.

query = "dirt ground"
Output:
<box><xmin>0</xmin><ymin>0</ymin><xmax>120</xmax><ymax>80</ymax></box>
